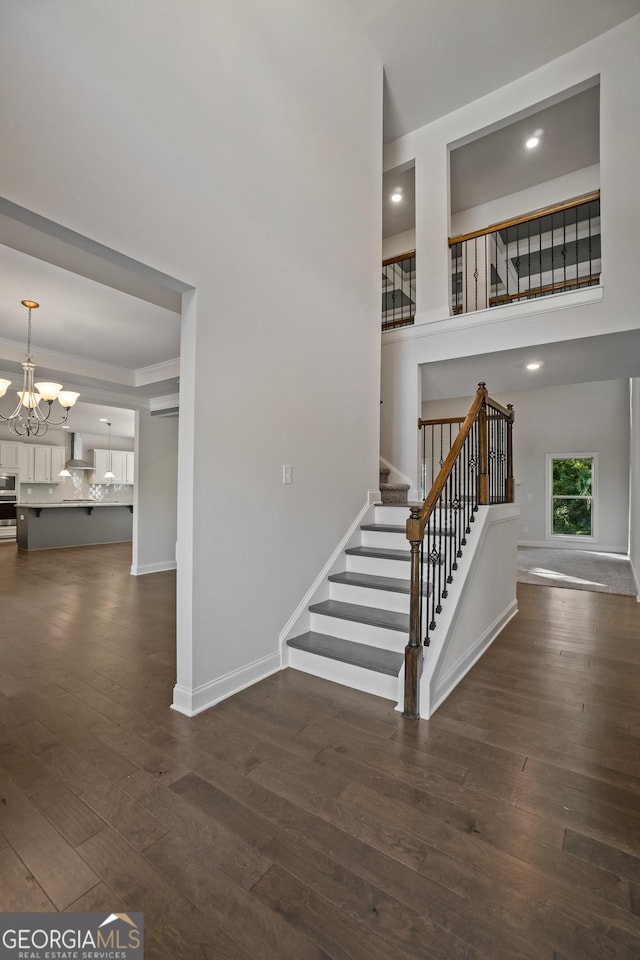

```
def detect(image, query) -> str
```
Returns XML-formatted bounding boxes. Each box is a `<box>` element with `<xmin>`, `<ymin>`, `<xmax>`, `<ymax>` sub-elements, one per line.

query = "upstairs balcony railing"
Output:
<box><xmin>449</xmin><ymin>190</ymin><xmax>600</xmax><ymax>316</ymax></box>
<box><xmin>382</xmin><ymin>250</ymin><xmax>415</xmax><ymax>330</ymax></box>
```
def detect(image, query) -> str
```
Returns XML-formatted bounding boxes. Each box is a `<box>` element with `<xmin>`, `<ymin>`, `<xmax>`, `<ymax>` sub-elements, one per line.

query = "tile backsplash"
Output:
<box><xmin>19</xmin><ymin>471</ymin><xmax>132</xmax><ymax>504</ymax></box>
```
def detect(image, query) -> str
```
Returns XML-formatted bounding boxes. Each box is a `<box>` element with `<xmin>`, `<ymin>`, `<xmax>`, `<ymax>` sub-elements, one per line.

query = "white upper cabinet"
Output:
<box><xmin>0</xmin><ymin>442</ymin><xmax>20</xmax><ymax>469</ymax></box>
<box><xmin>93</xmin><ymin>449</ymin><xmax>134</xmax><ymax>485</ymax></box>
<box><xmin>17</xmin><ymin>443</ymin><xmax>66</xmax><ymax>483</ymax></box>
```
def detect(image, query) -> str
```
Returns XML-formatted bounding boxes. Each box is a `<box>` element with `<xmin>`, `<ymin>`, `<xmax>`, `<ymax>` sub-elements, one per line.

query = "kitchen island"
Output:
<box><xmin>16</xmin><ymin>502</ymin><xmax>133</xmax><ymax>551</ymax></box>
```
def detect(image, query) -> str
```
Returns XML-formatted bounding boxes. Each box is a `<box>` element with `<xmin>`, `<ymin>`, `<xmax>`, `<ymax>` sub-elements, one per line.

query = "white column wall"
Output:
<box><xmin>630</xmin><ymin>379</ymin><xmax>640</xmax><ymax>594</ymax></box>
<box><xmin>131</xmin><ymin>411</ymin><xmax>178</xmax><ymax>576</ymax></box>
<box><xmin>0</xmin><ymin>1</ymin><xmax>383</xmax><ymax>714</ymax></box>
<box><xmin>381</xmin><ymin>16</ymin><xmax>640</xmax><ymax>487</ymax></box>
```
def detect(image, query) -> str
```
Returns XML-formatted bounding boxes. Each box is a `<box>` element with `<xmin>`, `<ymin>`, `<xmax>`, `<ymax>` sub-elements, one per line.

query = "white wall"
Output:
<box><xmin>132</xmin><ymin>412</ymin><xmax>178</xmax><ymax>575</ymax></box>
<box><xmin>630</xmin><ymin>379</ymin><xmax>640</xmax><ymax>593</ymax></box>
<box><xmin>450</xmin><ymin>164</ymin><xmax>599</xmax><ymax>237</ymax></box>
<box><xmin>422</xmin><ymin>380</ymin><xmax>630</xmax><ymax>552</ymax></box>
<box><xmin>0</xmin><ymin>1</ymin><xmax>383</xmax><ymax>714</ymax></box>
<box><xmin>381</xmin><ymin>17</ymin><xmax>640</xmax><ymax>488</ymax></box>
<box><xmin>383</xmin><ymin>229</ymin><xmax>416</xmax><ymax>260</ymax></box>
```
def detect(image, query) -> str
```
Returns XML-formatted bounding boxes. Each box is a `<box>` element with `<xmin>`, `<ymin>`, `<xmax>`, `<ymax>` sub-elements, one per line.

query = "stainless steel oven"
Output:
<box><xmin>0</xmin><ymin>493</ymin><xmax>17</xmax><ymax>540</ymax></box>
<box><xmin>0</xmin><ymin>473</ymin><xmax>17</xmax><ymax>493</ymax></box>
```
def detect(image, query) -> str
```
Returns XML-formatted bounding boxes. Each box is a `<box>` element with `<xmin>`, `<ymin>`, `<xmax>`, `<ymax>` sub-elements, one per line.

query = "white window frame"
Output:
<box><xmin>545</xmin><ymin>452</ymin><xmax>598</xmax><ymax>542</ymax></box>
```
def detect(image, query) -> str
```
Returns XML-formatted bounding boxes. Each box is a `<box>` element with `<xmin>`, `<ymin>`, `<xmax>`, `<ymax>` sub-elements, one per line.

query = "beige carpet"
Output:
<box><xmin>517</xmin><ymin>546</ymin><xmax>637</xmax><ymax>597</ymax></box>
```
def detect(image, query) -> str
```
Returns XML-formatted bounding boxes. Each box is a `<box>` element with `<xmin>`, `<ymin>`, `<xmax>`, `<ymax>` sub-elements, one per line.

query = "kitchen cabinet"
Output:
<box><xmin>125</xmin><ymin>451</ymin><xmax>135</xmax><ymax>485</ymax></box>
<box><xmin>0</xmin><ymin>442</ymin><xmax>20</xmax><ymax>469</ymax></box>
<box><xmin>94</xmin><ymin>449</ymin><xmax>110</xmax><ymax>482</ymax></box>
<box><xmin>18</xmin><ymin>444</ymin><xmax>66</xmax><ymax>483</ymax></box>
<box><xmin>51</xmin><ymin>446</ymin><xmax>66</xmax><ymax>479</ymax></box>
<box><xmin>93</xmin><ymin>449</ymin><xmax>134</xmax><ymax>485</ymax></box>
<box><xmin>18</xmin><ymin>444</ymin><xmax>34</xmax><ymax>482</ymax></box>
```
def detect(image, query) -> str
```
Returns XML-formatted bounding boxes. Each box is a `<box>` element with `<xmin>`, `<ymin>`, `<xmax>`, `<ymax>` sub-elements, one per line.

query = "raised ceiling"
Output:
<box><xmin>348</xmin><ymin>0</ymin><xmax>640</xmax><ymax>143</ymax></box>
<box><xmin>420</xmin><ymin>330</ymin><xmax>640</xmax><ymax>402</ymax></box>
<box><xmin>449</xmin><ymin>83</ymin><xmax>600</xmax><ymax>214</ymax></box>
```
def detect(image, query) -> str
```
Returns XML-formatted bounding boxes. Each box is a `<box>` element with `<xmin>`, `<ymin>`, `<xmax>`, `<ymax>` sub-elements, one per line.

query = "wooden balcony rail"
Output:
<box><xmin>448</xmin><ymin>191</ymin><xmax>600</xmax><ymax>317</ymax></box>
<box><xmin>403</xmin><ymin>383</ymin><xmax>514</xmax><ymax>718</ymax></box>
<box><xmin>382</xmin><ymin>250</ymin><xmax>415</xmax><ymax>330</ymax></box>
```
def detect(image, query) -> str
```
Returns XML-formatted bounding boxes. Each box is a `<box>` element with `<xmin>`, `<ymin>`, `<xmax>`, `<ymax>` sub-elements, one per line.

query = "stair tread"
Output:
<box><xmin>328</xmin><ymin>571</ymin><xmax>427</xmax><ymax>595</ymax></box>
<box><xmin>345</xmin><ymin>545</ymin><xmax>411</xmax><ymax>561</ymax></box>
<box><xmin>374</xmin><ymin>501</ymin><xmax>424</xmax><ymax>509</ymax></box>
<box><xmin>287</xmin><ymin>631</ymin><xmax>403</xmax><ymax>677</ymax></box>
<box><xmin>361</xmin><ymin>523</ymin><xmax>407</xmax><ymax>533</ymax></box>
<box><xmin>309</xmin><ymin>599</ymin><xmax>409</xmax><ymax>632</ymax></box>
<box><xmin>361</xmin><ymin>523</ymin><xmax>455</xmax><ymax>536</ymax></box>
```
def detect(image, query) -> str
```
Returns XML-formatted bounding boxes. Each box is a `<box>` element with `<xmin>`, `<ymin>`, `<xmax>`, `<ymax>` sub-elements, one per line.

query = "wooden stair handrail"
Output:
<box><xmin>408</xmin><ymin>384</ymin><xmax>487</xmax><ymax>543</ymax></box>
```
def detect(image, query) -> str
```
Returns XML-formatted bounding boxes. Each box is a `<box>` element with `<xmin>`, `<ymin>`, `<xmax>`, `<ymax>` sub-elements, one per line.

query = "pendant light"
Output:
<box><xmin>0</xmin><ymin>300</ymin><xmax>80</xmax><ymax>437</ymax></box>
<box><xmin>104</xmin><ymin>421</ymin><xmax>115</xmax><ymax>481</ymax></box>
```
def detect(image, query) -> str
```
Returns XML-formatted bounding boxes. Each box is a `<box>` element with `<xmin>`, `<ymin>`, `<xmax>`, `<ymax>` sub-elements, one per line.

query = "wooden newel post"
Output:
<box><xmin>403</xmin><ymin>506</ymin><xmax>423</xmax><ymax>719</ymax></box>
<box><xmin>505</xmin><ymin>403</ymin><xmax>515</xmax><ymax>503</ymax></box>
<box><xmin>477</xmin><ymin>383</ymin><xmax>489</xmax><ymax>505</ymax></box>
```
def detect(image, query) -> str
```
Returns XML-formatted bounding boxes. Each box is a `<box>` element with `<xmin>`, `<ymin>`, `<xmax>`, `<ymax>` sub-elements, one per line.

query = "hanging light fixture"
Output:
<box><xmin>103</xmin><ymin>420</ymin><xmax>115</xmax><ymax>481</ymax></box>
<box><xmin>0</xmin><ymin>300</ymin><xmax>80</xmax><ymax>437</ymax></box>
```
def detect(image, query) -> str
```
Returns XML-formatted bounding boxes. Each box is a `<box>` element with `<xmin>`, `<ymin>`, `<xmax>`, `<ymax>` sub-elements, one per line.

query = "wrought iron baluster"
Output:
<box><xmin>575</xmin><ymin>204</ymin><xmax>579</xmax><ymax>288</ymax></box>
<box><xmin>474</xmin><ymin>238</ymin><xmax>479</xmax><ymax>312</ymax></box>
<box><xmin>527</xmin><ymin>221</ymin><xmax>531</xmax><ymax>299</ymax></box>
<box><xmin>539</xmin><ymin>215</ymin><xmax>543</xmax><ymax>296</ymax></box>
<box><xmin>562</xmin><ymin>209</ymin><xmax>567</xmax><ymax>290</ymax></box>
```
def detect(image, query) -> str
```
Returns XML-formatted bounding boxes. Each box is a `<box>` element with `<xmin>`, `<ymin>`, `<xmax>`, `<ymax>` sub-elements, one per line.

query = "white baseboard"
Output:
<box><xmin>430</xmin><ymin>598</ymin><xmax>518</xmax><ymax>717</ymax></box>
<box><xmin>171</xmin><ymin>651</ymin><xmax>281</xmax><ymax>717</ymax></box>
<box><xmin>518</xmin><ymin>539</ymin><xmax>627</xmax><ymax>553</ymax></box>
<box><xmin>131</xmin><ymin>559</ymin><xmax>177</xmax><ymax>576</ymax></box>
<box><xmin>632</xmin><ymin>559</ymin><xmax>640</xmax><ymax>602</ymax></box>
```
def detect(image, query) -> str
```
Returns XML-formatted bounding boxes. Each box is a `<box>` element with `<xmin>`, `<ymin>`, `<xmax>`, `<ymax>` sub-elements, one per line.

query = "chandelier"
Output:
<box><xmin>0</xmin><ymin>300</ymin><xmax>80</xmax><ymax>437</ymax></box>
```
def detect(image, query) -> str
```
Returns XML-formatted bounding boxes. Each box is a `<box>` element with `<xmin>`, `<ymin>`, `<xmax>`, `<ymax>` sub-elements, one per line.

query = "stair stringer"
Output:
<box><xmin>279</xmin><ymin>491</ymin><xmax>379</xmax><ymax>666</ymax></box>
<box><xmin>416</xmin><ymin>502</ymin><xmax>520</xmax><ymax>719</ymax></box>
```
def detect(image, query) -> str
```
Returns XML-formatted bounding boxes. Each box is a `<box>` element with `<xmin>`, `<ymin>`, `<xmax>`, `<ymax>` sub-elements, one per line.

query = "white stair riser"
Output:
<box><xmin>288</xmin><ymin>648</ymin><xmax>400</xmax><ymax>703</ymax></box>
<box><xmin>374</xmin><ymin>506</ymin><xmax>412</xmax><ymax>524</ymax></box>
<box><xmin>361</xmin><ymin>530</ymin><xmax>411</xmax><ymax>551</ymax></box>
<box><xmin>309</xmin><ymin>612</ymin><xmax>407</xmax><ymax>651</ymax></box>
<box><xmin>346</xmin><ymin>554</ymin><xmax>412</xmax><ymax>579</ymax></box>
<box><xmin>329</xmin><ymin>581</ymin><xmax>410</xmax><ymax>614</ymax></box>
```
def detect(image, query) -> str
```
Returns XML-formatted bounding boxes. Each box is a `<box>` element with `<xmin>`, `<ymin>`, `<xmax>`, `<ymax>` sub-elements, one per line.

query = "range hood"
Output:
<box><xmin>64</xmin><ymin>433</ymin><xmax>93</xmax><ymax>470</ymax></box>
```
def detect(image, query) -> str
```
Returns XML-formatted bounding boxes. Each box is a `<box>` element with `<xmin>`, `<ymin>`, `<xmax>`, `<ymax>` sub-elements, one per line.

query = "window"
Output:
<box><xmin>547</xmin><ymin>454</ymin><xmax>597</xmax><ymax>539</ymax></box>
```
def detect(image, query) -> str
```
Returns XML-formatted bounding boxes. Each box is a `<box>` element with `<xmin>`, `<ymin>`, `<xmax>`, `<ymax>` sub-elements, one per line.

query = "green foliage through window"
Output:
<box><xmin>551</xmin><ymin>457</ymin><xmax>593</xmax><ymax>536</ymax></box>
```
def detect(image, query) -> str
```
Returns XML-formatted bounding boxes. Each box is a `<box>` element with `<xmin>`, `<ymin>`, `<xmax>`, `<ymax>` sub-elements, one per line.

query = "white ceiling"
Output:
<box><xmin>421</xmin><ymin>330</ymin><xmax>640</xmax><ymax>402</ymax></box>
<box><xmin>383</xmin><ymin>82</ymin><xmax>600</xmax><ymax>237</ymax></box>
<box><xmin>449</xmin><ymin>83</ymin><xmax>600</xmax><ymax>214</ymax></box>
<box><xmin>0</xmin><ymin>246</ymin><xmax>181</xmax><ymax>371</ymax></box>
<box><xmin>349</xmin><ymin>0</ymin><xmax>640</xmax><ymax>143</ymax></box>
<box><xmin>3</xmin><ymin>0</ymin><xmax>638</xmax><ymax>432</ymax></box>
<box><xmin>383</xmin><ymin>165</ymin><xmax>415</xmax><ymax>239</ymax></box>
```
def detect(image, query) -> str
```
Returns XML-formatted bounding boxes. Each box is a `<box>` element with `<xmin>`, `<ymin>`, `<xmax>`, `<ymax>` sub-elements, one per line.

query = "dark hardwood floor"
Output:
<box><xmin>0</xmin><ymin>540</ymin><xmax>639</xmax><ymax>958</ymax></box>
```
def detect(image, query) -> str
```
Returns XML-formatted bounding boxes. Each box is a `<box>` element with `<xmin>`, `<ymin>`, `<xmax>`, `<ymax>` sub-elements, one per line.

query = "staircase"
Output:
<box><xmin>378</xmin><ymin>465</ymin><xmax>410</xmax><ymax>504</ymax></box>
<box><xmin>286</xmin><ymin>502</ymin><xmax>425</xmax><ymax>703</ymax></box>
<box><xmin>286</xmin><ymin>385</ymin><xmax>518</xmax><ymax>718</ymax></box>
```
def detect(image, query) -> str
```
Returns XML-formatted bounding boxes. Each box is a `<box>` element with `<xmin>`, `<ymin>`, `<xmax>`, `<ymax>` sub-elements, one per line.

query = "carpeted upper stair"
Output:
<box><xmin>379</xmin><ymin>465</ymin><xmax>410</xmax><ymax>504</ymax></box>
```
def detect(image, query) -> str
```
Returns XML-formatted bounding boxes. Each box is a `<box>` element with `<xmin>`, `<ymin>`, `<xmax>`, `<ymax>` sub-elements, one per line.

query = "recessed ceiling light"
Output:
<box><xmin>525</xmin><ymin>136</ymin><xmax>539</xmax><ymax>150</ymax></box>
<box><xmin>99</xmin><ymin>418</ymin><xmax>109</xmax><ymax>422</ymax></box>
<box><xmin>391</xmin><ymin>191</ymin><xmax>402</xmax><ymax>203</ymax></box>
<box><xmin>526</xmin><ymin>361</ymin><xmax>542</xmax><ymax>371</ymax></box>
